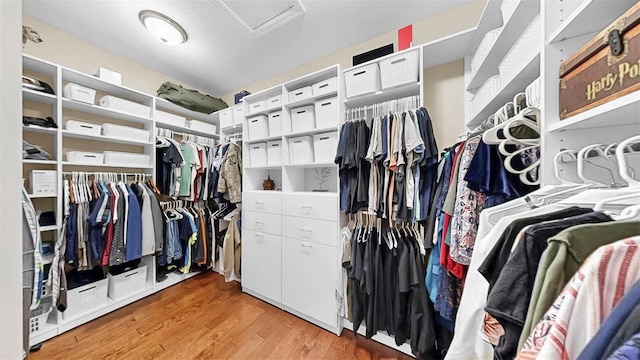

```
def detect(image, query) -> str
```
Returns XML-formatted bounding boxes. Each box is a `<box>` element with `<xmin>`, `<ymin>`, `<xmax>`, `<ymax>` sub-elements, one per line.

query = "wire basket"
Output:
<box><xmin>499</xmin><ymin>14</ymin><xmax>541</xmax><ymax>84</ymax></box>
<box><xmin>471</xmin><ymin>27</ymin><xmax>502</xmax><ymax>74</ymax></box>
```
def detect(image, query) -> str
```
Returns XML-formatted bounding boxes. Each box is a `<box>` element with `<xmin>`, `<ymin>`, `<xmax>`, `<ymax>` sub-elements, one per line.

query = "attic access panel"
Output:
<box><xmin>215</xmin><ymin>0</ymin><xmax>305</xmax><ymax>38</ymax></box>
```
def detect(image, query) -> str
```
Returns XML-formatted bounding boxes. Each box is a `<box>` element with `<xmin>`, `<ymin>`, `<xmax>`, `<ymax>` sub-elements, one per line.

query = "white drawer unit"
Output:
<box><xmin>244</xmin><ymin>210</ymin><xmax>282</xmax><ymax>236</ymax></box>
<box><xmin>281</xmin><ymin>216</ymin><xmax>337</xmax><ymax>247</ymax></box>
<box><xmin>313</xmin><ymin>132</ymin><xmax>338</xmax><ymax>163</ymax></box>
<box><xmin>288</xmin><ymin>136</ymin><xmax>314</xmax><ymax>164</ymax></box>
<box><xmin>268</xmin><ymin>112</ymin><xmax>282</xmax><ymax>136</ymax></box>
<box><xmin>249</xmin><ymin>142</ymin><xmax>267</xmax><ymax>167</ymax></box>
<box><xmin>102</xmin><ymin>123</ymin><xmax>151</xmax><ymax>143</ymax></box>
<box><xmin>107</xmin><ymin>266</ymin><xmax>147</xmax><ymax>300</ymax></box>
<box><xmin>312</xmin><ymin>77</ymin><xmax>338</xmax><ymax>97</ymax></box>
<box><xmin>282</xmin><ymin>237</ymin><xmax>337</xmax><ymax>329</ymax></box>
<box><xmin>66</xmin><ymin>151</ymin><xmax>104</xmax><ymax>164</ymax></box>
<box><xmin>63</xmin><ymin>83</ymin><xmax>96</xmax><ymax>104</ymax></box>
<box><xmin>291</xmin><ymin>105</ymin><xmax>315</xmax><ymax>133</ymax></box>
<box><xmin>66</xmin><ymin>120</ymin><xmax>102</xmax><ymax>136</ymax></box>
<box><xmin>233</xmin><ymin>105</ymin><xmax>244</xmax><ymax>126</ymax></box>
<box><xmin>62</xmin><ymin>278</ymin><xmax>109</xmax><ymax>320</ymax></box>
<box><xmin>314</xmin><ymin>97</ymin><xmax>339</xmax><ymax>129</ymax></box>
<box><xmin>243</xmin><ymin>191</ymin><xmax>282</xmax><ymax>214</ymax></box>
<box><xmin>266</xmin><ymin>95</ymin><xmax>282</xmax><ymax>109</ymax></box>
<box><xmin>103</xmin><ymin>151</ymin><xmax>151</xmax><ymax>167</ymax></box>
<box><xmin>242</xmin><ymin>229</ymin><xmax>282</xmax><ymax>303</ymax></box>
<box><xmin>379</xmin><ymin>48</ymin><xmax>420</xmax><ymax>90</ymax></box>
<box><xmin>248</xmin><ymin>100</ymin><xmax>267</xmax><ymax>115</ymax></box>
<box><xmin>288</xmin><ymin>86</ymin><xmax>312</xmax><ymax>103</ymax></box>
<box><xmin>219</xmin><ymin>108</ymin><xmax>233</xmax><ymax>129</ymax></box>
<box><xmin>267</xmin><ymin>140</ymin><xmax>282</xmax><ymax>166</ymax></box>
<box><xmin>344</xmin><ymin>63</ymin><xmax>381</xmax><ymax>98</ymax></box>
<box><xmin>247</xmin><ymin>115</ymin><xmax>269</xmax><ymax>140</ymax></box>
<box><xmin>282</xmin><ymin>193</ymin><xmax>338</xmax><ymax>221</ymax></box>
<box><xmin>155</xmin><ymin>110</ymin><xmax>186</xmax><ymax>127</ymax></box>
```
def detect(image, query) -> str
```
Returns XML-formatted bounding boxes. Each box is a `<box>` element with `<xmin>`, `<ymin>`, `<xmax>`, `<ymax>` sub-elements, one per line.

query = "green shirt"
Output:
<box><xmin>179</xmin><ymin>143</ymin><xmax>196</xmax><ymax>197</ymax></box>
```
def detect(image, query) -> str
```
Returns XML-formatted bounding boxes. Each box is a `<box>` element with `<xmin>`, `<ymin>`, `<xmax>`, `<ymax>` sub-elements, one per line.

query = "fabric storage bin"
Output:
<box><xmin>471</xmin><ymin>75</ymin><xmax>502</xmax><ymax>116</ymax></box>
<box><xmin>312</xmin><ymin>77</ymin><xmax>338</xmax><ymax>96</ymax></box>
<box><xmin>99</xmin><ymin>95</ymin><xmax>151</xmax><ymax>118</ymax></box>
<box><xmin>267</xmin><ymin>140</ymin><xmax>282</xmax><ymax>166</ymax></box>
<box><xmin>248</xmin><ymin>100</ymin><xmax>267</xmax><ymax>115</ymax></box>
<box><xmin>344</xmin><ymin>63</ymin><xmax>381</xmax><ymax>98</ymax></box>
<box><xmin>63</xmin><ymin>83</ymin><xmax>96</xmax><ymax>104</ymax></box>
<box><xmin>314</xmin><ymin>97</ymin><xmax>339</xmax><ymax>128</ymax></box>
<box><xmin>471</xmin><ymin>27</ymin><xmax>502</xmax><ymax>74</ymax></box>
<box><xmin>102</xmin><ymin>123</ymin><xmax>151</xmax><ymax>143</ymax></box>
<box><xmin>62</xmin><ymin>278</ymin><xmax>108</xmax><ymax>320</ymax></box>
<box><xmin>155</xmin><ymin>110</ymin><xmax>186</xmax><ymax>127</ymax></box>
<box><xmin>233</xmin><ymin>106</ymin><xmax>244</xmax><ymax>126</ymax></box>
<box><xmin>248</xmin><ymin>115</ymin><xmax>269</xmax><ymax>140</ymax></box>
<box><xmin>107</xmin><ymin>266</ymin><xmax>147</xmax><ymax>300</ymax></box>
<box><xmin>267</xmin><ymin>95</ymin><xmax>282</xmax><ymax>109</ymax></box>
<box><xmin>187</xmin><ymin>120</ymin><xmax>217</xmax><ymax>134</ymax></box>
<box><xmin>500</xmin><ymin>0</ymin><xmax>520</xmax><ymax>24</ymax></box>
<box><xmin>219</xmin><ymin>108</ymin><xmax>233</xmax><ymax>129</ymax></box>
<box><xmin>268</xmin><ymin>112</ymin><xmax>282</xmax><ymax>136</ymax></box>
<box><xmin>66</xmin><ymin>120</ymin><xmax>102</xmax><ymax>136</ymax></box>
<box><xmin>288</xmin><ymin>86</ymin><xmax>312</xmax><ymax>103</ymax></box>
<box><xmin>29</xmin><ymin>297</ymin><xmax>52</xmax><ymax>335</ymax></box>
<box><xmin>66</xmin><ymin>151</ymin><xmax>104</xmax><ymax>164</ymax></box>
<box><xmin>103</xmin><ymin>151</ymin><xmax>151</xmax><ymax>167</ymax></box>
<box><xmin>313</xmin><ymin>132</ymin><xmax>338</xmax><ymax>163</ymax></box>
<box><xmin>379</xmin><ymin>49</ymin><xmax>420</xmax><ymax>90</ymax></box>
<box><xmin>291</xmin><ymin>105</ymin><xmax>315</xmax><ymax>133</ymax></box>
<box><xmin>288</xmin><ymin>136</ymin><xmax>314</xmax><ymax>164</ymax></box>
<box><xmin>249</xmin><ymin>143</ymin><xmax>267</xmax><ymax>167</ymax></box>
<box><xmin>498</xmin><ymin>14</ymin><xmax>541</xmax><ymax>84</ymax></box>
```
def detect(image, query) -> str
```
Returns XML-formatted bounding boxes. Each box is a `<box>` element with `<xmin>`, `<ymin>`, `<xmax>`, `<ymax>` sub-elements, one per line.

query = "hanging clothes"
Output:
<box><xmin>217</xmin><ymin>142</ymin><xmax>242</xmax><ymax>204</ymax></box>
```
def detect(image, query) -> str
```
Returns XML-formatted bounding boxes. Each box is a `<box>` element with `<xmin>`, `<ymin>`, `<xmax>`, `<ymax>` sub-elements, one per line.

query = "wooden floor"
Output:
<box><xmin>30</xmin><ymin>272</ymin><xmax>413</xmax><ymax>360</ymax></box>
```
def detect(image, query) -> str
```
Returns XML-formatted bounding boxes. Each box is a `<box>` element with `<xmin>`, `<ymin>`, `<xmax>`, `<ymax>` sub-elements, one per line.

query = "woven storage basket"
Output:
<box><xmin>471</xmin><ymin>75</ymin><xmax>502</xmax><ymax>116</ymax></box>
<box><xmin>499</xmin><ymin>14</ymin><xmax>541</xmax><ymax>83</ymax></box>
<box><xmin>471</xmin><ymin>27</ymin><xmax>502</xmax><ymax>74</ymax></box>
<box><xmin>379</xmin><ymin>49</ymin><xmax>420</xmax><ymax>90</ymax></box>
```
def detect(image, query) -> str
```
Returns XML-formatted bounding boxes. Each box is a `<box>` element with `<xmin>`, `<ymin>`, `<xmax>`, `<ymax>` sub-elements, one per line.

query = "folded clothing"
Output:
<box><xmin>22</xmin><ymin>140</ymin><xmax>51</xmax><ymax>160</ymax></box>
<box><xmin>22</xmin><ymin>75</ymin><xmax>55</xmax><ymax>95</ymax></box>
<box><xmin>23</xmin><ymin>116</ymin><xmax>58</xmax><ymax>129</ymax></box>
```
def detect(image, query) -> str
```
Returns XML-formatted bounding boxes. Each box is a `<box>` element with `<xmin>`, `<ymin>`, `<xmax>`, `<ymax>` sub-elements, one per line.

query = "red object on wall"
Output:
<box><xmin>398</xmin><ymin>24</ymin><xmax>413</xmax><ymax>50</ymax></box>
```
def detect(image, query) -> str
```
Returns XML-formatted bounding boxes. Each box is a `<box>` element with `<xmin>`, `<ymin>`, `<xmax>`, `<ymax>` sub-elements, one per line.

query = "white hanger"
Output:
<box><xmin>553</xmin><ymin>150</ymin><xmax>581</xmax><ymax>185</ymax></box>
<box><xmin>576</xmin><ymin>144</ymin><xmax>614</xmax><ymax>187</ymax></box>
<box><xmin>617</xmin><ymin>135</ymin><xmax>640</xmax><ymax>187</ymax></box>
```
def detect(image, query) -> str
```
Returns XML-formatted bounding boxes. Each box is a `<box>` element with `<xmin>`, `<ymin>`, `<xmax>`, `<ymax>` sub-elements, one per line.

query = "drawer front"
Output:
<box><xmin>244</xmin><ymin>211</ymin><xmax>282</xmax><ymax>236</ymax></box>
<box><xmin>281</xmin><ymin>193</ymin><xmax>337</xmax><ymax>221</ymax></box>
<box><xmin>281</xmin><ymin>216</ymin><xmax>337</xmax><ymax>247</ymax></box>
<box><xmin>242</xmin><ymin>230</ymin><xmax>282</xmax><ymax>303</ymax></box>
<box><xmin>282</xmin><ymin>237</ymin><xmax>337</xmax><ymax>328</ymax></box>
<box><xmin>243</xmin><ymin>191</ymin><xmax>282</xmax><ymax>214</ymax></box>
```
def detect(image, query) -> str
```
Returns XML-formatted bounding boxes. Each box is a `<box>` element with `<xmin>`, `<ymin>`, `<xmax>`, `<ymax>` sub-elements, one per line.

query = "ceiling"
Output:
<box><xmin>24</xmin><ymin>0</ymin><xmax>470</xmax><ymax>97</ymax></box>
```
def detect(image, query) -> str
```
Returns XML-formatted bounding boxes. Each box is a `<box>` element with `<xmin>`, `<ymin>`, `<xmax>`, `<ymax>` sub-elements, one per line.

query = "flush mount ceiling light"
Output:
<box><xmin>139</xmin><ymin>10</ymin><xmax>188</xmax><ymax>46</ymax></box>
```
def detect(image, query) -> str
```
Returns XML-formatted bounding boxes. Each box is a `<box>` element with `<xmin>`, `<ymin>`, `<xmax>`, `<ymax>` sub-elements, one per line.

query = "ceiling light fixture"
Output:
<box><xmin>139</xmin><ymin>10</ymin><xmax>188</xmax><ymax>46</ymax></box>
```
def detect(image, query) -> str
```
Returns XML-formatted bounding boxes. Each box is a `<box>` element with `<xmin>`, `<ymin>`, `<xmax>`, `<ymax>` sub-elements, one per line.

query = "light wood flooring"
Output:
<box><xmin>30</xmin><ymin>271</ymin><xmax>413</xmax><ymax>359</ymax></box>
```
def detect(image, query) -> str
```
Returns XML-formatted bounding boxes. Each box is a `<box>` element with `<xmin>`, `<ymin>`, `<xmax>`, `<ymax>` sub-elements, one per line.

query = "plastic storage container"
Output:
<box><xmin>62</xmin><ymin>278</ymin><xmax>109</xmax><ymax>320</ymax></box>
<box><xmin>314</xmin><ymin>97</ymin><xmax>339</xmax><ymax>129</ymax></box>
<box><xmin>267</xmin><ymin>95</ymin><xmax>282</xmax><ymax>109</ymax></box>
<box><xmin>313</xmin><ymin>132</ymin><xmax>339</xmax><ymax>163</ymax></box>
<box><xmin>219</xmin><ymin>108</ymin><xmax>233</xmax><ymax>129</ymax></box>
<box><xmin>63</xmin><ymin>83</ymin><xmax>96</xmax><ymax>104</ymax></box>
<box><xmin>268</xmin><ymin>112</ymin><xmax>282</xmax><ymax>137</ymax></box>
<box><xmin>288</xmin><ymin>136</ymin><xmax>314</xmax><ymax>164</ymax></box>
<box><xmin>107</xmin><ymin>266</ymin><xmax>147</xmax><ymax>300</ymax></box>
<box><xmin>267</xmin><ymin>140</ymin><xmax>282</xmax><ymax>166</ymax></box>
<box><xmin>187</xmin><ymin>120</ymin><xmax>217</xmax><ymax>134</ymax></box>
<box><xmin>233</xmin><ymin>106</ymin><xmax>244</xmax><ymax>126</ymax></box>
<box><xmin>248</xmin><ymin>100</ymin><xmax>267</xmax><ymax>115</ymax></box>
<box><xmin>66</xmin><ymin>151</ymin><xmax>104</xmax><ymax>164</ymax></box>
<box><xmin>155</xmin><ymin>110</ymin><xmax>186</xmax><ymax>127</ymax></box>
<box><xmin>288</xmin><ymin>86</ymin><xmax>312</xmax><ymax>103</ymax></box>
<box><xmin>312</xmin><ymin>77</ymin><xmax>338</xmax><ymax>96</ymax></box>
<box><xmin>29</xmin><ymin>297</ymin><xmax>52</xmax><ymax>335</ymax></box>
<box><xmin>248</xmin><ymin>115</ymin><xmax>269</xmax><ymax>140</ymax></box>
<box><xmin>498</xmin><ymin>14</ymin><xmax>541</xmax><ymax>84</ymax></box>
<box><xmin>249</xmin><ymin>143</ymin><xmax>267</xmax><ymax>167</ymax></box>
<box><xmin>99</xmin><ymin>95</ymin><xmax>151</xmax><ymax>118</ymax></box>
<box><xmin>344</xmin><ymin>63</ymin><xmax>381</xmax><ymax>98</ymax></box>
<box><xmin>379</xmin><ymin>49</ymin><xmax>420</xmax><ymax>90</ymax></box>
<box><xmin>103</xmin><ymin>151</ymin><xmax>151</xmax><ymax>167</ymax></box>
<box><xmin>291</xmin><ymin>106</ymin><xmax>315</xmax><ymax>133</ymax></box>
<box><xmin>471</xmin><ymin>27</ymin><xmax>502</xmax><ymax>74</ymax></box>
<box><xmin>102</xmin><ymin>123</ymin><xmax>151</xmax><ymax>143</ymax></box>
<box><xmin>471</xmin><ymin>75</ymin><xmax>502</xmax><ymax>116</ymax></box>
<box><xmin>65</xmin><ymin>120</ymin><xmax>102</xmax><ymax>136</ymax></box>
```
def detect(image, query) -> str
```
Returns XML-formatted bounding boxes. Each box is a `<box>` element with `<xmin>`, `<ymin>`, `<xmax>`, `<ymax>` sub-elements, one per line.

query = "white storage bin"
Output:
<box><xmin>267</xmin><ymin>140</ymin><xmax>282</xmax><ymax>166</ymax></box>
<box><xmin>66</xmin><ymin>120</ymin><xmax>102</xmax><ymax>136</ymax></box>
<box><xmin>249</xmin><ymin>143</ymin><xmax>268</xmax><ymax>167</ymax></box>
<box><xmin>499</xmin><ymin>14</ymin><xmax>541</xmax><ymax>84</ymax></box>
<box><xmin>267</xmin><ymin>95</ymin><xmax>282</xmax><ymax>109</ymax></box>
<box><xmin>344</xmin><ymin>63</ymin><xmax>381</xmax><ymax>98</ymax></box>
<box><xmin>102</xmin><ymin>123</ymin><xmax>151</xmax><ymax>143</ymax></box>
<box><xmin>248</xmin><ymin>100</ymin><xmax>267</xmax><ymax>115</ymax></box>
<box><xmin>500</xmin><ymin>0</ymin><xmax>520</xmax><ymax>24</ymax></box>
<box><xmin>288</xmin><ymin>136</ymin><xmax>314</xmax><ymax>164</ymax></box>
<box><xmin>62</xmin><ymin>278</ymin><xmax>108</xmax><ymax>320</ymax></box>
<box><xmin>471</xmin><ymin>27</ymin><xmax>502</xmax><ymax>74</ymax></box>
<box><xmin>379</xmin><ymin>49</ymin><xmax>420</xmax><ymax>90</ymax></box>
<box><xmin>155</xmin><ymin>110</ymin><xmax>186</xmax><ymax>127</ymax></box>
<box><xmin>188</xmin><ymin>120</ymin><xmax>217</xmax><ymax>135</ymax></box>
<box><xmin>288</xmin><ymin>86</ymin><xmax>312</xmax><ymax>103</ymax></box>
<box><xmin>471</xmin><ymin>75</ymin><xmax>502</xmax><ymax>116</ymax></box>
<box><xmin>313</xmin><ymin>132</ymin><xmax>339</xmax><ymax>163</ymax></box>
<box><xmin>314</xmin><ymin>97</ymin><xmax>339</xmax><ymax>129</ymax></box>
<box><xmin>99</xmin><ymin>95</ymin><xmax>151</xmax><ymax>118</ymax></box>
<box><xmin>107</xmin><ymin>266</ymin><xmax>147</xmax><ymax>300</ymax></box>
<box><xmin>248</xmin><ymin>115</ymin><xmax>269</xmax><ymax>140</ymax></box>
<box><xmin>219</xmin><ymin>108</ymin><xmax>233</xmax><ymax>129</ymax></box>
<box><xmin>233</xmin><ymin>105</ymin><xmax>244</xmax><ymax>126</ymax></box>
<box><xmin>103</xmin><ymin>151</ymin><xmax>151</xmax><ymax>167</ymax></box>
<box><xmin>268</xmin><ymin>112</ymin><xmax>282</xmax><ymax>137</ymax></box>
<box><xmin>63</xmin><ymin>83</ymin><xmax>96</xmax><ymax>104</ymax></box>
<box><xmin>312</xmin><ymin>77</ymin><xmax>338</xmax><ymax>96</ymax></box>
<box><xmin>66</xmin><ymin>151</ymin><xmax>104</xmax><ymax>165</ymax></box>
<box><xmin>291</xmin><ymin>105</ymin><xmax>315</xmax><ymax>133</ymax></box>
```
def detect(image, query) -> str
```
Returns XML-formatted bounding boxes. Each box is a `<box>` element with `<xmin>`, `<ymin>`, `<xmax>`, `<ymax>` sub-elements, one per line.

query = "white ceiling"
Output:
<box><xmin>24</xmin><ymin>0</ymin><xmax>470</xmax><ymax>97</ymax></box>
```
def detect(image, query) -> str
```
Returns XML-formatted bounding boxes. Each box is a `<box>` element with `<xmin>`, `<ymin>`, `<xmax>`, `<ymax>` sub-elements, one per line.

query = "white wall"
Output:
<box><xmin>0</xmin><ymin>0</ymin><xmax>25</xmax><ymax>358</ymax></box>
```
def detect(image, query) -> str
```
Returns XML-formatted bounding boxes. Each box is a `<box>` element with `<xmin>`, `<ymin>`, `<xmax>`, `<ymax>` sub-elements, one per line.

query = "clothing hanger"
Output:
<box><xmin>616</xmin><ymin>135</ymin><xmax>640</xmax><ymax>187</ymax></box>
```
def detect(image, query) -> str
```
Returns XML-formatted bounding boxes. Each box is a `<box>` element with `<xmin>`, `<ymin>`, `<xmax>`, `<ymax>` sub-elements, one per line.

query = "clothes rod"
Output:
<box><xmin>62</xmin><ymin>171</ymin><xmax>153</xmax><ymax>176</ymax></box>
<box><xmin>558</xmin><ymin>148</ymin><xmax>640</xmax><ymax>163</ymax></box>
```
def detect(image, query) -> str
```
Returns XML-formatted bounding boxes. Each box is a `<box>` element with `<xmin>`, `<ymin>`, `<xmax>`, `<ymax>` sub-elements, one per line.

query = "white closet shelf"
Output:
<box><xmin>62</xmin><ymin>68</ymin><xmax>151</xmax><ymax>105</ymax></box>
<box><xmin>344</xmin><ymin>82</ymin><xmax>421</xmax><ymax>108</ymax></box>
<box><xmin>155</xmin><ymin>97</ymin><xmax>219</xmax><ymax>125</ymax></box>
<box><xmin>422</xmin><ymin>27</ymin><xmax>476</xmax><ymax>68</ymax></box>
<box><xmin>466</xmin><ymin>0</ymin><xmax>540</xmax><ymax>91</ymax></box>
<box><xmin>62</xmin><ymin>130</ymin><xmax>152</xmax><ymax>146</ymax></box>
<box><xmin>244</xmin><ymin>84</ymin><xmax>282</xmax><ymax>104</ymax></box>
<box><xmin>62</xmin><ymin>162</ymin><xmax>153</xmax><ymax>169</ymax></box>
<box><xmin>155</xmin><ymin>122</ymin><xmax>220</xmax><ymax>139</ymax></box>
<box><xmin>547</xmin><ymin>0</ymin><xmax>637</xmax><ymax>44</ymax></box>
<box><xmin>284</xmin><ymin>91</ymin><xmax>338</xmax><ymax>109</ymax></box>
<box><xmin>40</xmin><ymin>225</ymin><xmax>59</xmax><ymax>232</ymax></box>
<box><xmin>284</xmin><ymin>66</ymin><xmax>339</xmax><ymax>92</ymax></box>
<box><xmin>62</xmin><ymin>99</ymin><xmax>153</xmax><ymax>125</ymax></box>
<box><xmin>23</xmin><ymin>159</ymin><xmax>57</xmax><ymax>165</ymax></box>
<box><xmin>28</xmin><ymin>193</ymin><xmax>57</xmax><ymax>199</ymax></box>
<box><xmin>245</xmin><ymin>165</ymin><xmax>282</xmax><ymax>170</ymax></box>
<box><xmin>23</xmin><ymin>125</ymin><xmax>57</xmax><ymax>135</ymax></box>
<box><xmin>548</xmin><ymin>91</ymin><xmax>640</xmax><ymax>133</ymax></box>
<box><xmin>245</xmin><ymin>135</ymin><xmax>282</xmax><ymax>144</ymax></box>
<box><xmin>245</xmin><ymin>105</ymin><xmax>282</xmax><ymax>117</ymax></box>
<box><xmin>23</xmin><ymin>54</ymin><xmax>58</xmax><ymax>77</ymax></box>
<box><xmin>466</xmin><ymin>0</ymin><xmax>503</xmax><ymax>53</ymax></box>
<box><xmin>467</xmin><ymin>53</ymin><xmax>540</xmax><ymax>129</ymax></box>
<box><xmin>284</xmin><ymin>126</ymin><xmax>338</xmax><ymax>138</ymax></box>
<box><xmin>284</xmin><ymin>162</ymin><xmax>337</xmax><ymax>169</ymax></box>
<box><xmin>22</xmin><ymin>88</ymin><xmax>57</xmax><ymax>104</ymax></box>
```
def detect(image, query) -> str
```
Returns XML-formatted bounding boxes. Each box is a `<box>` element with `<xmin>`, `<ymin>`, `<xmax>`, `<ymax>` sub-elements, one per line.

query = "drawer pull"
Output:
<box><xmin>300</xmin><ymin>242</ymin><xmax>313</xmax><ymax>253</ymax></box>
<box><xmin>254</xmin><ymin>234</ymin><xmax>265</xmax><ymax>243</ymax></box>
<box><xmin>300</xmin><ymin>228</ymin><xmax>312</xmax><ymax>239</ymax></box>
<box><xmin>255</xmin><ymin>201</ymin><xmax>265</xmax><ymax>209</ymax></box>
<box><xmin>124</xmin><ymin>271</ymin><xmax>138</xmax><ymax>278</ymax></box>
<box><xmin>255</xmin><ymin>221</ymin><xmax>264</xmax><ymax>230</ymax></box>
<box><xmin>300</xmin><ymin>205</ymin><xmax>312</xmax><ymax>214</ymax></box>
<box><xmin>78</xmin><ymin>285</ymin><xmax>97</xmax><ymax>294</ymax></box>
